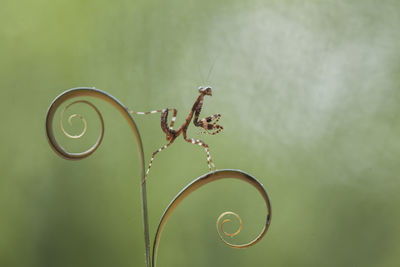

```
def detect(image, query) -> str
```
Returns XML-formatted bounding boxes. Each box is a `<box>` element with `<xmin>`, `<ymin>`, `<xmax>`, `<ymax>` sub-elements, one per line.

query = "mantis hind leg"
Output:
<box><xmin>145</xmin><ymin>140</ymin><xmax>174</xmax><ymax>181</ymax></box>
<box><xmin>183</xmin><ymin>137</ymin><xmax>215</xmax><ymax>171</ymax></box>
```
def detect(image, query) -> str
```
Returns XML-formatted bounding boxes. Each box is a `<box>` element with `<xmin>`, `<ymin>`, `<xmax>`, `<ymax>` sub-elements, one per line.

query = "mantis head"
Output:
<box><xmin>198</xmin><ymin>86</ymin><xmax>212</xmax><ymax>96</ymax></box>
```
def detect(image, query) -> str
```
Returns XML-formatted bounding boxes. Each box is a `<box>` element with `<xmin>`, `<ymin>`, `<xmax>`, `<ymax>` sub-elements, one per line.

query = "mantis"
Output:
<box><xmin>129</xmin><ymin>86</ymin><xmax>223</xmax><ymax>179</ymax></box>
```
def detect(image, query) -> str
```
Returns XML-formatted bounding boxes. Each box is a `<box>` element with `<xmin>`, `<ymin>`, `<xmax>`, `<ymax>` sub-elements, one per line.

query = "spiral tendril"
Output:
<box><xmin>46</xmin><ymin>96</ymin><xmax>105</xmax><ymax>160</ymax></box>
<box><xmin>60</xmin><ymin>100</ymin><xmax>89</xmax><ymax>139</ymax></box>
<box><xmin>217</xmin><ymin>211</ymin><xmax>243</xmax><ymax>239</ymax></box>
<box><xmin>153</xmin><ymin>170</ymin><xmax>272</xmax><ymax>266</ymax></box>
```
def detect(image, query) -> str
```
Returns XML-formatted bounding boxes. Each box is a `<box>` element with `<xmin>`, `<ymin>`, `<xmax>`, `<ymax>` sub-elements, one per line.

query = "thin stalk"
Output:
<box><xmin>141</xmin><ymin>180</ymin><xmax>151</xmax><ymax>267</ymax></box>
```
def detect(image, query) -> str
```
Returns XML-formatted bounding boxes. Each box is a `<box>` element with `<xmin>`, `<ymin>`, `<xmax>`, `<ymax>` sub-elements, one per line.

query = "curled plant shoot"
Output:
<box><xmin>218</xmin><ymin>211</ymin><xmax>243</xmax><ymax>238</ymax></box>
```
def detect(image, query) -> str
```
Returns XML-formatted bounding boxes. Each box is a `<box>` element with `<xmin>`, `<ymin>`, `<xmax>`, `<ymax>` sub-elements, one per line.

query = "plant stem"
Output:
<box><xmin>141</xmin><ymin>180</ymin><xmax>151</xmax><ymax>267</ymax></box>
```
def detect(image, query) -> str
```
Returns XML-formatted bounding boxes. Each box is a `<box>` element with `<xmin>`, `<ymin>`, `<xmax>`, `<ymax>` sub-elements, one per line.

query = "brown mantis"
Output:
<box><xmin>129</xmin><ymin>86</ymin><xmax>223</xmax><ymax>179</ymax></box>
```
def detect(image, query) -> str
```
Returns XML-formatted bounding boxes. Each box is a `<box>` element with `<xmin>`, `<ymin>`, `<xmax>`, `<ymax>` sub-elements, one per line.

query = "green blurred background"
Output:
<box><xmin>1</xmin><ymin>0</ymin><xmax>400</xmax><ymax>266</ymax></box>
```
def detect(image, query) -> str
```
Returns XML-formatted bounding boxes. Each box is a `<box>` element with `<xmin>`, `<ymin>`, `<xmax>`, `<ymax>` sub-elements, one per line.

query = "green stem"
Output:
<box><xmin>141</xmin><ymin>180</ymin><xmax>151</xmax><ymax>267</ymax></box>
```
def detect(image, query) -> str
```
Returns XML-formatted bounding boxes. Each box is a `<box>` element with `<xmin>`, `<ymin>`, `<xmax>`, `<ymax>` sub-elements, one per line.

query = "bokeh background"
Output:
<box><xmin>1</xmin><ymin>0</ymin><xmax>400</xmax><ymax>266</ymax></box>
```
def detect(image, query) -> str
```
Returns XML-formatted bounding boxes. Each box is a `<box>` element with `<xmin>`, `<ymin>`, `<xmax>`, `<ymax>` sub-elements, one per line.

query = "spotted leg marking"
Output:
<box><xmin>130</xmin><ymin>109</ymin><xmax>165</xmax><ymax>115</ymax></box>
<box><xmin>199</xmin><ymin>114</ymin><xmax>223</xmax><ymax>136</ymax></box>
<box><xmin>206</xmin><ymin>125</ymin><xmax>224</xmax><ymax>135</ymax></box>
<box><xmin>168</xmin><ymin>109</ymin><xmax>177</xmax><ymax>129</ymax></box>
<box><xmin>184</xmin><ymin>137</ymin><xmax>215</xmax><ymax>171</ymax></box>
<box><xmin>208</xmin><ymin>114</ymin><xmax>222</xmax><ymax>124</ymax></box>
<box><xmin>145</xmin><ymin>141</ymin><xmax>174</xmax><ymax>180</ymax></box>
<box><xmin>130</xmin><ymin>108</ymin><xmax>178</xmax><ymax>130</ymax></box>
<box><xmin>198</xmin><ymin>126</ymin><xmax>223</xmax><ymax>136</ymax></box>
